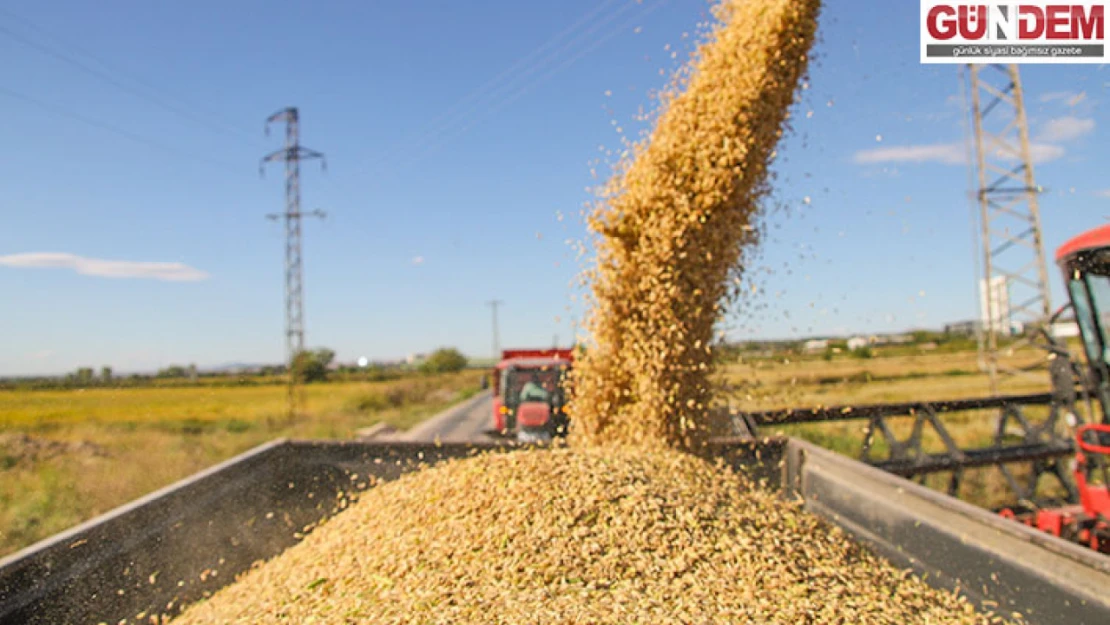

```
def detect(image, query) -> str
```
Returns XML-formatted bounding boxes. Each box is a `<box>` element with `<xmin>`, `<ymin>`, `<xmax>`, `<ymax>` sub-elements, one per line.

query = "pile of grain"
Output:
<box><xmin>172</xmin><ymin>447</ymin><xmax>997</xmax><ymax>624</ymax></box>
<box><xmin>165</xmin><ymin>3</ymin><xmax>998</xmax><ymax>623</ymax></box>
<box><xmin>568</xmin><ymin>0</ymin><xmax>819</xmax><ymax>450</ymax></box>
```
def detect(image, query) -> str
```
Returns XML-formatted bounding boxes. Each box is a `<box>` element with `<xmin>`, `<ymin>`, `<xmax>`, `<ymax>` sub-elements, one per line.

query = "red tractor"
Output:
<box><xmin>1000</xmin><ymin>223</ymin><xmax>1110</xmax><ymax>552</ymax></box>
<box><xmin>490</xmin><ymin>348</ymin><xmax>574</xmax><ymax>443</ymax></box>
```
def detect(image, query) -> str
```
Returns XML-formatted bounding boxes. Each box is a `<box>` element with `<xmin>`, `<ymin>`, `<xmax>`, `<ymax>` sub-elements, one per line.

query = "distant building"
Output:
<box><xmin>846</xmin><ymin>336</ymin><xmax>868</xmax><ymax>351</ymax></box>
<box><xmin>979</xmin><ymin>276</ymin><xmax>1012</xmax><ymax>335</ymax></box>
<box><xmin>803</xmin><ymin>339</ymin><xmax>829</xmax><ymax>353</ymax></box>
<box><xmin>874</xmin><ymin>333</ymin><xmax>914</xmax><ymax>345</ymax></box>
<box><xmin>1050</xmin><ymin>320</ymin><xmax>1080</xmax><ymax>339</ymax></box>
<box><xmin>406</xmin><ymin>353</ymin><xmax>427</xmax><ymax>365</ymax></box>
<box><xmin>944</xmin><ymin>320</ymin><xmax>980</xmax><ymax>336</ymax></box>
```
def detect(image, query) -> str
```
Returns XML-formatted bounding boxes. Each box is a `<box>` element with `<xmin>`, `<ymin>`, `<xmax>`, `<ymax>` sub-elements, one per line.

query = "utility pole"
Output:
<box><xmin>966</xmin><ymin>65</ymin><xmax>1052</xmax><ymax>395</ymax></box>
<box><xmin>487</xmin><ymin>300</ymin><xmax>503</xmax><ymax>359</ymax></box>
<box><xmin>261</xmin><ymin>107</ymin><xmax>326</xmax><ymax>419</ymax></box>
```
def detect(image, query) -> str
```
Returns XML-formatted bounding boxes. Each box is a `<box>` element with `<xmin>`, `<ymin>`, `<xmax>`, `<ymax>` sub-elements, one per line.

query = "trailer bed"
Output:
<box><xmin>1</xmin><ymin>438</ymin><xmax>1108</xmax><ymax>625</ymax></box>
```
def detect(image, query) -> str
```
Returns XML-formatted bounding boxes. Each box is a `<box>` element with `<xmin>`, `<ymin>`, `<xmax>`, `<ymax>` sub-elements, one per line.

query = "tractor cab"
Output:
<box><xmin>1057</xmin><ymin>223</ymin><xmax>1110</xmax><ymax>424</ymax></box>
<box><xmin>490</xmin><ymin>349</ymin><xmax>573</xmax><ymax>442</ymax></box>
<box><xmin>1023</xmin><ymin>223</ymin><xmax>1110</xmax><ymax>552</ymax></box>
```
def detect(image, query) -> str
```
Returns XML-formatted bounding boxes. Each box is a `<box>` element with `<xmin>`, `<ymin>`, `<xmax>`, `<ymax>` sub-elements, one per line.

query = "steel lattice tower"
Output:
<box><xmin>262</xmin><ymin>107</ymin><xmax>326</xmax><ymax>418</ymax></box>
<box><xmin>966</xmin><ymin>65</ymin><xmax>1052</xmax><ymax>394</ymax></box>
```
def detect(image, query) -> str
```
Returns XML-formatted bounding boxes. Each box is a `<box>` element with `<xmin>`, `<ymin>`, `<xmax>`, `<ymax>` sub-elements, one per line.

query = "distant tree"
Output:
<box><xmin>258</xmin><ymin>365</ymin><xmax>283</xmax><ymax>377</ymax></box>
<box><xmin>420</xmin><ymin>348</ymin><xmax>468</xmax><ymax>374</ymax></box>
<box><xmin>75</xmin><ymin>367</ymin><xmax>95</xmax><ymax>385</ymax></box>
<box><xmin>910</xmin><ymin>330</ymin><xmax>937</xmax><ymax>344</ymax></box>
<box><xmin>157</xmin><ymin>365</ymin><xmax>187</xmax><ymax>378</ymax></box>
<box><xmin>101</xmin><ymin>366</ymin><xmax>113</xmax><ymax>383</ymax></box>
<box><xmin>292</xmin><ymin>348</ymin><xmax>336</xmax><ymax>383</ymax></box>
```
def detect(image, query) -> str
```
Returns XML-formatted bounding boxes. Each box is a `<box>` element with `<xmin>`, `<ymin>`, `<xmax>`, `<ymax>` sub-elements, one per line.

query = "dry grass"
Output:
<box><xmin>718</xmin><ymin>348</ymin><xmax>1051</xmax><ymax>411</ymax></box>
<box><xmin>0</xmin><ymin>372</ymin><xmax>481</xmax><ymax>557</ymax></box>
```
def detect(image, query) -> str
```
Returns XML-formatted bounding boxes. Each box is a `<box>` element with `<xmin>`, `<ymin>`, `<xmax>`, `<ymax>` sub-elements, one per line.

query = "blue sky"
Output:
<box><xmin>0</xmin><ymin>0</ymin><xmax>1105</xmax><ymax>376</ymax></box>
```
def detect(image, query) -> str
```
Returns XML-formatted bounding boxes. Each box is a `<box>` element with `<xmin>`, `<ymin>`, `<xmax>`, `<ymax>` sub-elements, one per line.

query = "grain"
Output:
<box><xmin>568</xmin><ymin>0</ymin><xmax>820</xmax><ymax>450</ymax></box>
<box><xmin>171</xmin><ymin>447</ymin><xmax>999</xmax><ymax>624</ymax></box>
<box><xmin>165</xmin><ymin>3</ymin><xmax>999</xmax><ymax>623</ymax></box>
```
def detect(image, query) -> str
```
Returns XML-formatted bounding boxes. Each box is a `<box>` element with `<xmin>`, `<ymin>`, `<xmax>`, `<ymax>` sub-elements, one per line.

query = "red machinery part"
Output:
<box><xmin>1075</xmin><ymin>424</ymin><xmax>1110</xmax><ymax>525</ymax></box>
<box><xmin>997</xmin><ymin>425</ymin><xmax>1110</xmax><ymax>553</ymax></box>
<box><xmin>1055</xmin><ymin>223</ymin><xmax>1110</xmax><ymax>264</ymax></box>
<box><xmin>492</xmin><ymin>397</ymin><xmax>505</xmax><ymax>431</ymax></box>
<box><xmin>1076</xmin><ymin>424</ymin><xmax>1110</xmax><ymax>457</ymax></box>
<box><xmin>490</xmin><ymin>348</ymin><xmax>574</xmax><ymax>432</ymax></box>
<box><xmin>499</xmin><ymin>348</ymin><xmax>575</xmax><ymax>362</ymax></box>
<box><xmin>516</xmin><ymin>403</ymin><xmax>550</xmax><ymax>428</ymax></box>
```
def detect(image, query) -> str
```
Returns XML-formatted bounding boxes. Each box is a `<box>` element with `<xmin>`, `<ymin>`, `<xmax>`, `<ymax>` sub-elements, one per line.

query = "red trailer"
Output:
<box><xmin>490</xmin><ymin>348</ymin><xmax>574</xmax><ymax>441</ymax></box>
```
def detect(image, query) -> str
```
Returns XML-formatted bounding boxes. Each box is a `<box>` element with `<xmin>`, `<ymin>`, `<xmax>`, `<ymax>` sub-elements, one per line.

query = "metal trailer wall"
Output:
<box><xmin>1</xmin><ymin>438</ymin><xmax>1108</xmax><ymax>625</ymax></box>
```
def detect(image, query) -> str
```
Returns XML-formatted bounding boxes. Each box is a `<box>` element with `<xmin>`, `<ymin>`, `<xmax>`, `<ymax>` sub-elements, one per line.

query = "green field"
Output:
<box><xmin>0</xmin><ymin>371</ymin><xmax>482</xmax><ymax>557</ymax></box>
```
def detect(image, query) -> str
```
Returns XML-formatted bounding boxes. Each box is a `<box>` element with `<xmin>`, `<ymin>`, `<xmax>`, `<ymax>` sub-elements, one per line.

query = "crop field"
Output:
<box><xmin>0</xmin><ymin>371</ymin><xmax>482</xmax><ymax>557</ymax></box>
<box><xmin>718</xmin><ymin>344</ymin><xmax>1084</xmax><ymax>509</ymax></box>
<box><xmin>720</xmin><ymin>347</ymin><xmax>1051</xmax><ymax>411</ymax></box>
<box><xmin>0</xmin><ymin>343</ymin><xmax>1083</xmax><ymax>558</ymax></box>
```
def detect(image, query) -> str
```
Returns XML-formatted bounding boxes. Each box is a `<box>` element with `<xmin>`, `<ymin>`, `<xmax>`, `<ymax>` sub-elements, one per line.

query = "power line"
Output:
<box><xmin>390</xmin><ymin>0</ymin><xmax>632</xmax><ymax>153</ymax></box>
<box><xmin>351</xmin><ymin>0</ymin><xmax>653</xmax><ymax>176</ymax></box>
<box><xmin>396</xmin><ymin>0</ymin><xmax>670</xmax><ymax>171</ymax></box>
<box><xmin>0</xmin><ymin>11</ymin><xmax>261</xmax><ymax>147</ymax></box>
<box><xmin>0</xmin><ymin>85</ymin><xmax>241</xmax><ymax>170</ymax></box>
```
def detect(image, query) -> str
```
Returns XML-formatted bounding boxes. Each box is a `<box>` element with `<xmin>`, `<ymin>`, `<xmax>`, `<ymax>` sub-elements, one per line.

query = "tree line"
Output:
<box><xmin>2</xmin><ymin>347</ymin><xmax>470</xmax><ymax>390</ymax></box>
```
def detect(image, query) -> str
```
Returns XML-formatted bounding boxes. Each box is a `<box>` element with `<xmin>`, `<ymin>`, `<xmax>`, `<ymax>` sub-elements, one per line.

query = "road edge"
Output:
<box><xmin>387</xmin><ymin>389</ymin><xmax>492</xmax><ymax>442</ymax></box>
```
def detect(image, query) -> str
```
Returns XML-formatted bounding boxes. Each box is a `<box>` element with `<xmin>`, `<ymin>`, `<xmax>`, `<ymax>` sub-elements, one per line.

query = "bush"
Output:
<box><xmin>419</xmin><ymin>348</ymin><xmax>468</xmax><ymax>374</ymax></box>
<box><xmin>350</xmin><ymin>380</ymin><xmax>438</xmax><ymax>414</ymax></box>
<box><xmin>292</xmin><ymin>348</ymin><xmax>336</xmax><ymax>383</ymax></box>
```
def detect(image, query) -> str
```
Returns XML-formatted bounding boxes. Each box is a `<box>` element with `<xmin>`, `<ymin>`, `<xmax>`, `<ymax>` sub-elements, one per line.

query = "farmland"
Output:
<box><xmin>719</xmin><ymin>344</ymin><xmax>1077</xmax><ymax>509</ymax></box>
<box><xmin>0</xmin><ymin>371</ymin><xmax>482</xmax><ymax>557</ymax></box>
<box><xmin>0</xmin><ymin>341</ymin><xmax>1079</xmax><ymax>558</ymax></box>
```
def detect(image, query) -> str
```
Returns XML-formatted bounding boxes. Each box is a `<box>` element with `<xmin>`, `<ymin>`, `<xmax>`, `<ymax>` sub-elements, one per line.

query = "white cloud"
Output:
<box><xmin>1038</xmin><ymin>116</ymin><xmax>1095</xmax><ymax>142</ymax></box>
<box><xmin>411</xmin><ymin>256</ymin><xmax>424</xmax><ymax>266</ymax></box>
<box><xmin>0</xmin><ymin>252</ymin><xmax>208</xmax><ymax>281</ymax></box>
<box><xmin>853</xmin><ymin>143</ymin><xmax>966</xmax><ymax>165</ymax></box>
<box><xmin>1040</xmin><ymin>91</ymin><xmax>1087</xmax><ymax>107</ymax></box>
<box><xmin>1095</xmin><ymin>189</ymin><xmax>1110</xmax><ymax>199</ymax></box>
<box><xmin>1026</xmin><ymin>143</ymin><xmax>1067</xmax><ymax>163</ymax></box>
<box><xmin>854</xmin><ymin>141</ymin><xmax>1065</xmax><ymax>166</ymax></box>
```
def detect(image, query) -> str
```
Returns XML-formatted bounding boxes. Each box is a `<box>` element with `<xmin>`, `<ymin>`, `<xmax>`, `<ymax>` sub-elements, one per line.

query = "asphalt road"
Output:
<box><xmin>398</xmin><ymin>391</ymin><xmax>495</xmax><ymax>443</ymax></box>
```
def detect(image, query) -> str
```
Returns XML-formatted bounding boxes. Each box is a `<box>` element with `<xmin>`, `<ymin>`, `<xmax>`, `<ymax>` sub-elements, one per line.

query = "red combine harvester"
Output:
<box><xmin>490</xmin><ymin>348</ymin><xmax>573</xmax><ymax>443</ymax></box>
<box><xmin>999</xmin><ymin>224</ymin><xmax>1110</xmax><ymax>552</ymax></box>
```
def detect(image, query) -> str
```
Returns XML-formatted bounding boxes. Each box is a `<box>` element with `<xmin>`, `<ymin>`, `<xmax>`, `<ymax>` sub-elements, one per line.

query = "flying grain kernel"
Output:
<box><xmin>568</xmin><ymin>0</ymin><xmax>822</xmax><ymax>450</ymax></box>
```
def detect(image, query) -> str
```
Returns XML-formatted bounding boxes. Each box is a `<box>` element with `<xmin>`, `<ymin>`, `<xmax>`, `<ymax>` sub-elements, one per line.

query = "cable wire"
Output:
<box><xmin>0</xmin><ymin>10</ymin><xmax>261</xmax><ymax>147</ymax></box>
<box><xmin>0</xmin><ymin>85</ymin><xmax>242</xmax><ymax>171</ymax></box>
<box><xmin>350</xmin><ymin>0</ymin><xmax>653</xmax><ymax>177</ymax></box>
